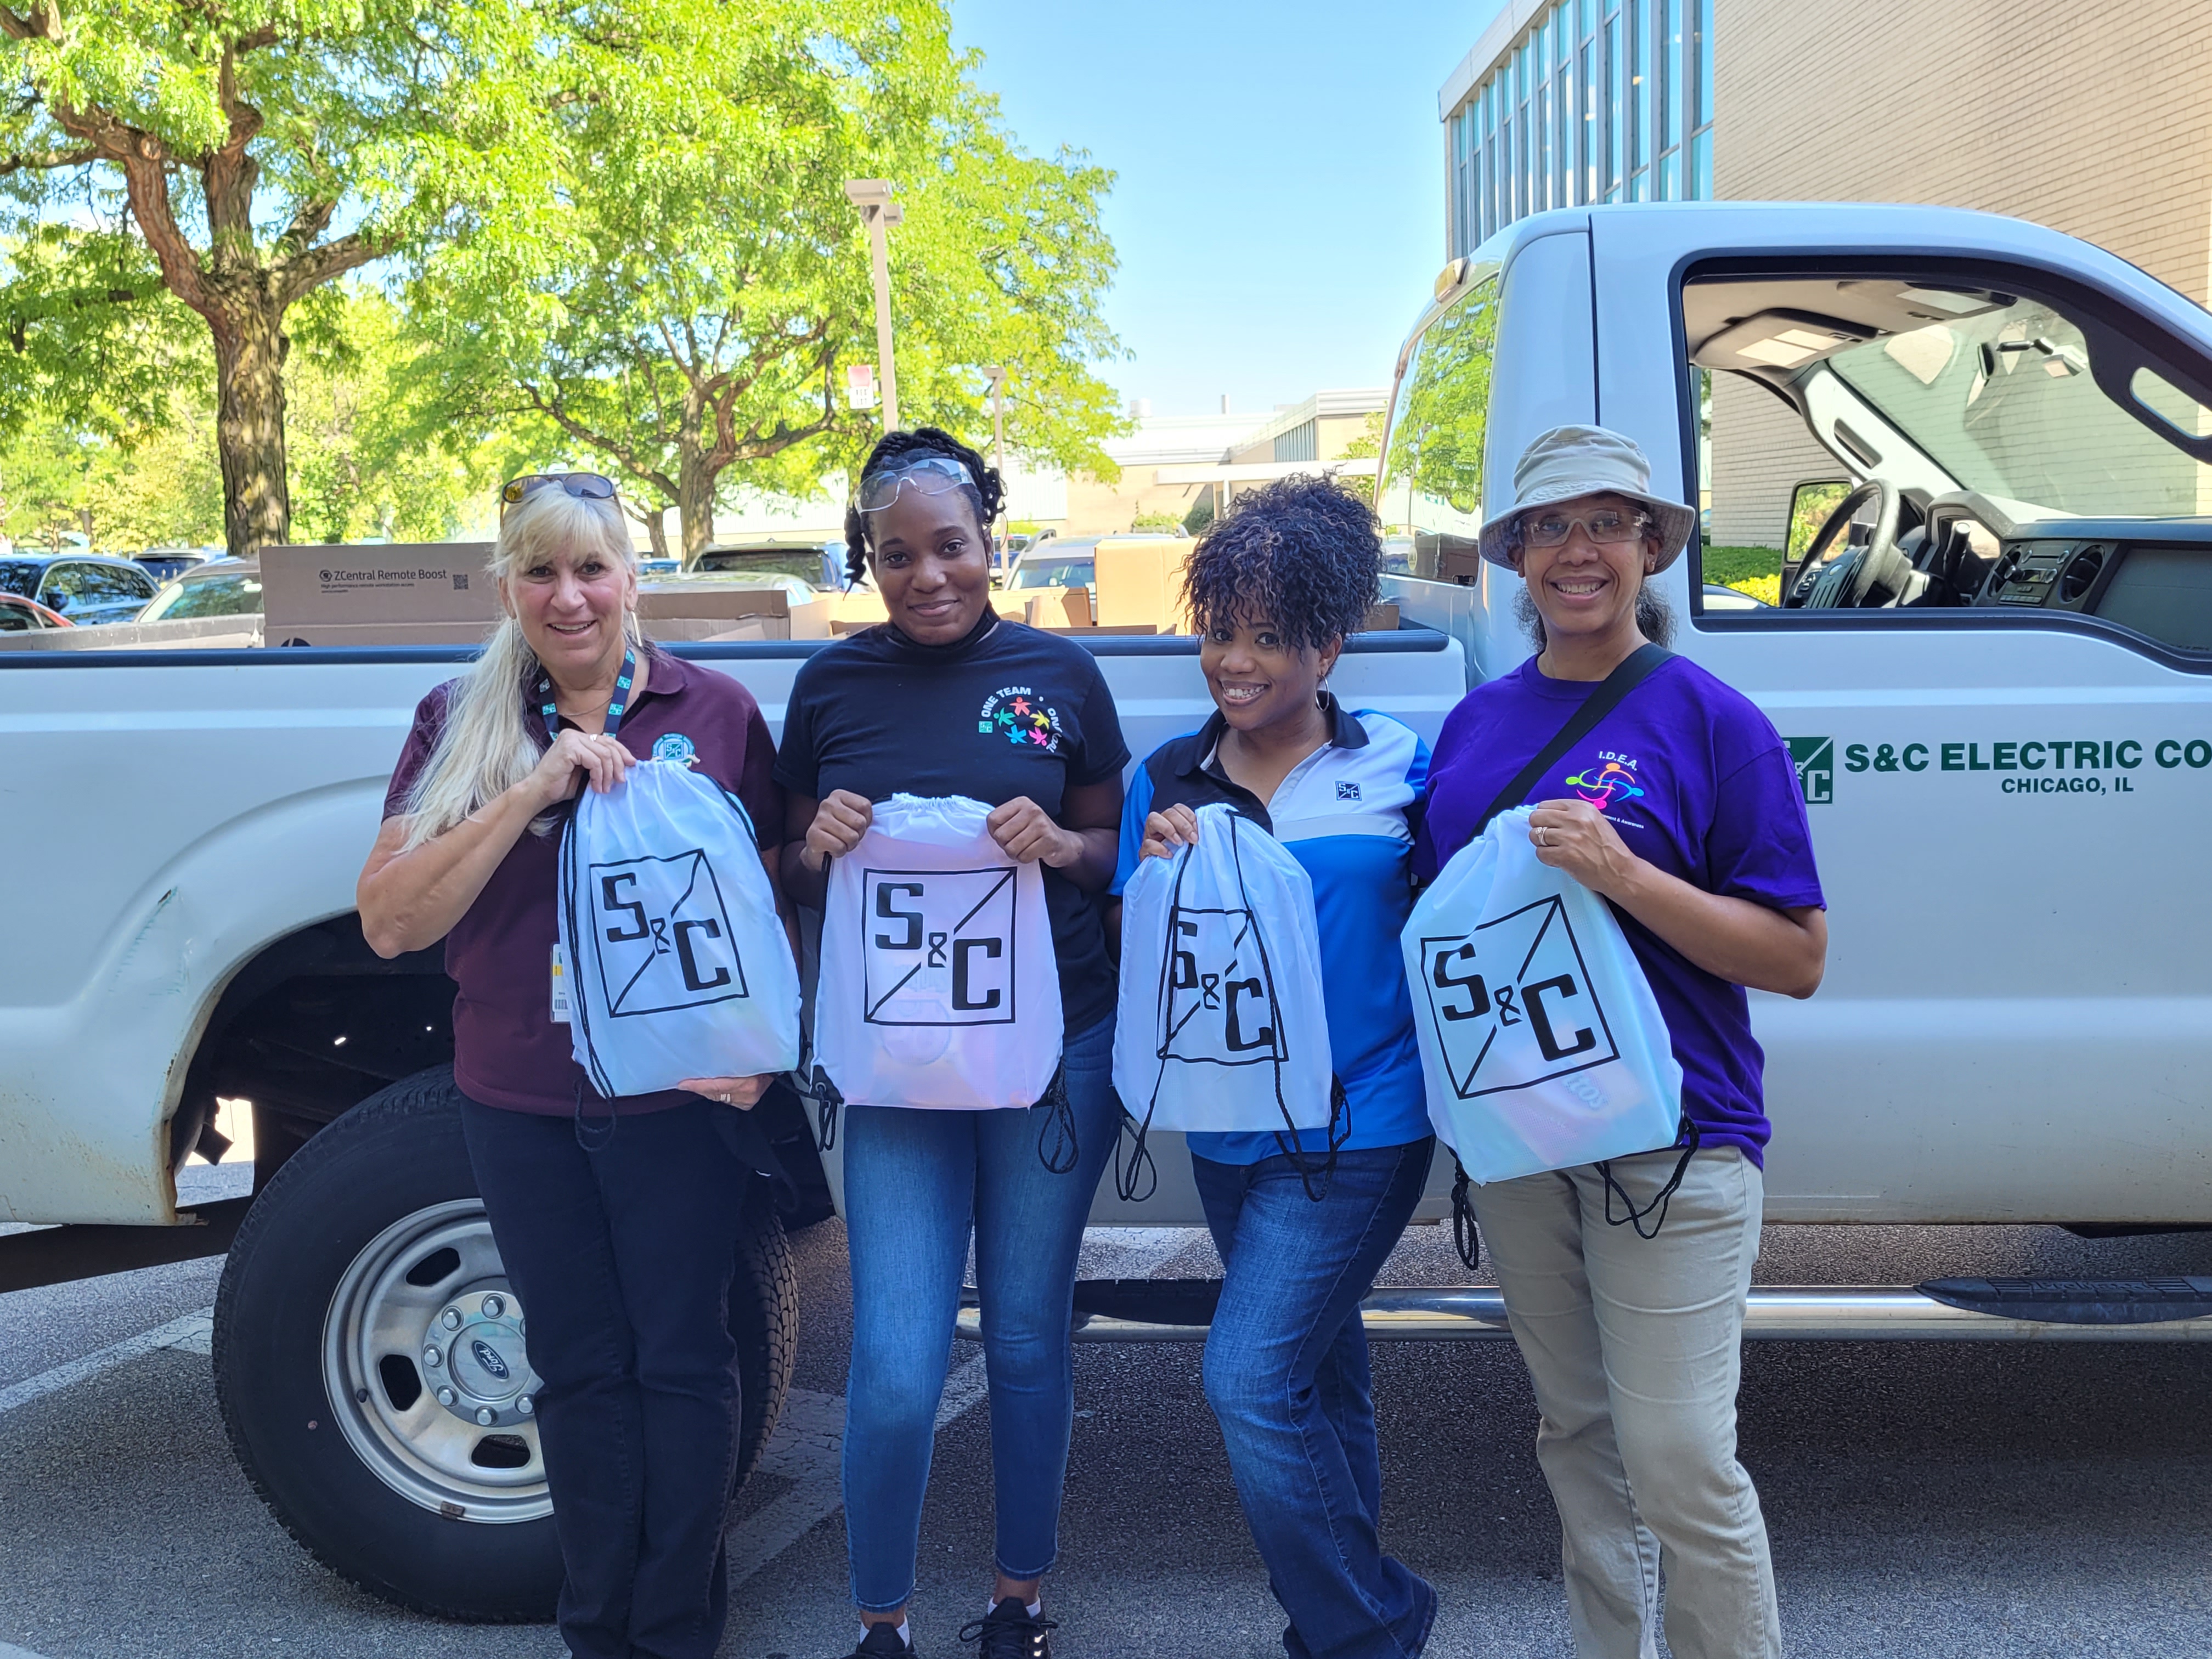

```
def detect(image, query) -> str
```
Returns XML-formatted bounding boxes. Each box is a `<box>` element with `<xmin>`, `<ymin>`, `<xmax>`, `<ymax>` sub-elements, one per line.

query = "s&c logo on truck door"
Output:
<box><xmin>1785</xmin><ymin>737</ymin><xmax>1834</xmax><ymax>804</ymax></box>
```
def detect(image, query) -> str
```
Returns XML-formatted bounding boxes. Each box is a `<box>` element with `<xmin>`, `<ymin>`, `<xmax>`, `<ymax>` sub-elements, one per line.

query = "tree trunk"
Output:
<box><xmin>676</xmin><ymin>439</ymin><xmax>720</xmax><ymax>562</ymax></box>
<box><xmin>211</xmin><ymin>299</ymin><xmax>291</xmax><ymax>559</ymax></box>
<box><xmin>637</xmin><ymin>502</ymin><xmax>671</xmax><ymax>562</ymax></box>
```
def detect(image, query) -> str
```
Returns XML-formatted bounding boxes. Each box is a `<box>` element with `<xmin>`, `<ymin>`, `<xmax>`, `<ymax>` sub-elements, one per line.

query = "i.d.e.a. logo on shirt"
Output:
<box><xmin>978</xmin><ymin>685</ymin><xmax>1064</xmax><ymax>754</ymax></box>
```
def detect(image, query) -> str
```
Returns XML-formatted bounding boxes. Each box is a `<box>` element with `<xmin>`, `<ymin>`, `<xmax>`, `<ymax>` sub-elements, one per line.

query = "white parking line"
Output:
<box><xmin>0</xmin><ymin>1641</ymin><xmax>60</xmax><ymax>1659</ymax></box>
<box><xmin>0</xmin><ymin>1308</ymin><xmax>213</xmax><ymax>1418</ymax></box>
<box><xmin>725</xmin><ymin>1227</ymin><xmax>1200</xmax><ymax>1589</ymax></box>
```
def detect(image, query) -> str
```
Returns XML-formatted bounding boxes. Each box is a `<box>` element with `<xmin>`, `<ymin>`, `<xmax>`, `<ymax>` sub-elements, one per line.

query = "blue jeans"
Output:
<box><xmin>461</xmin><ymin>1097</ymin><xmax>760</xmax><ymax>1659</ymax></box>
<box><xmin>1194</xmin><ymin>1138</ymin><xmax>1438</xmax><ymax>1659</ymax></box>
<box><xmin>840</xmin><ymin>1015</ymin><xmax>1120</xmax><ymax>1612</ymax></box>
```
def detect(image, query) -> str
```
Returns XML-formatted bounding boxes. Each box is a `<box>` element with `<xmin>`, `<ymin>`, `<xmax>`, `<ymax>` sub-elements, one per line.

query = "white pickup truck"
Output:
<box><xmin>5</xmin><ymin>200</ymin><xmax>2210</xmax><ymax>1620</ymax></box>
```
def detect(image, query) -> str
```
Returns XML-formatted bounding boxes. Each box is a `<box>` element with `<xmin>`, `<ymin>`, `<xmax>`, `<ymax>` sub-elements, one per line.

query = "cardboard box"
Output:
<box><xmin>644</xmin><ymin>613</ymin><xmax>788</xmax><ymax>642</ymax></box>
<box><xmin>1023</xmin><ymin>588</ymin><xmax>1092</xmax><ymax>629</ymax></box>
<box><xmin>1093</xmin><ymin>538</ymin><xmax>1194</xmax><ymax>633</ymax></box>
<box><xmin>261</xmin><ymin>543</ymin><xmax>499</xmax><ymax>633</ymax></box>
<box><xmin>266</xmin><ymin>622</ymin><xmax>496</xmax><ymax>649</ymax></box>
<box><xmin>1362</xmin><ymin>602</ymin><xmax>1400</xmax><ymax>632</ymax></box>
<box><xmin>635</xmin><ymin>586</ymin><xmax>791</xmax><ymax>624</ymax></box>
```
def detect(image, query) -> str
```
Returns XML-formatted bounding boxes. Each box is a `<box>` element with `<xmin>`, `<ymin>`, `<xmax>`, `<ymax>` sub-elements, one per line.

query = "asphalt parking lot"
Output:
<box><xmin>4</xmin><ymin>1180</ymin><xmax>2210</xmax><ymax>1659</ymax></box>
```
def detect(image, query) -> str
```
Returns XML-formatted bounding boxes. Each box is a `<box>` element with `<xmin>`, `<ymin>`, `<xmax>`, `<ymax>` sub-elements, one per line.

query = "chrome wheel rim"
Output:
<box><xmin>320</xmin><ymin>1199</ymin><xmax>550</xmax><ymax>1523</ymax></box>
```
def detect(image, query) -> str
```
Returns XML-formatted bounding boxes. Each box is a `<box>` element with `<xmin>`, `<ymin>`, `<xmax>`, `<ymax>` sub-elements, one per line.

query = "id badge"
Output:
<box><xmin>550</xmin><ymin>942</ymin><xmax>572</xmax><ymax>1024</ymax></box>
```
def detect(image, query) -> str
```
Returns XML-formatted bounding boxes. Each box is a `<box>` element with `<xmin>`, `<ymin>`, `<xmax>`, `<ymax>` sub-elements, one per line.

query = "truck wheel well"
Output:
<box><xmin>178</xmin><ymin>915</ymin><xmax>830</xmax><ymax>1222</ymax></box>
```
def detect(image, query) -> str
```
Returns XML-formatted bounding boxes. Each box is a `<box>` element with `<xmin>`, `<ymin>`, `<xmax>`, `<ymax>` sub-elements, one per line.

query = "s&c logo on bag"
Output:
<box><xmin>1418</xmin><ymin>896</ymin><xmax>1617</xmax><ymax>1098</ymax></box>
<box><xmin>862</xmin><ymin>867</ymin><xmax>1018</xmax><ymax>1025</ymax></box>
<box><xmin>1158</xmin><ymin>906</ymin><xmax>1286</xmax><ymax>1066</ymax></box>
<box><xmin>590</xmin><ymin>850</ymin><xmax>749</xmax><ymax>1017</ymax></box>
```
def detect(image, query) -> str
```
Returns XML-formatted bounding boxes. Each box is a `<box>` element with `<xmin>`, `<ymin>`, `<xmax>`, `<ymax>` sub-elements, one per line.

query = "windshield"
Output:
<box><xmin>144</xmin><ymin>571</ymin><xmax>262</xmax><ymax>622</ymax></box>
<box><xmin>1826</xmin><ymin>299</ymin><xmax>2212</xmax><ymax>518</ymax></box>
<box><xmin>1008</xmin><ymin>557</ymin><xmax>1093</xmax><ymax>589</ymax></box>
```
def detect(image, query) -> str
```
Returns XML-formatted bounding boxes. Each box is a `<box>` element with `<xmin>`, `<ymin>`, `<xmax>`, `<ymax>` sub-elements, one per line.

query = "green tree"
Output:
<box><xmin>404</xmin><ymin>0</ymin><xmax>1126</xmax><ymax>560</ymax></box>
<box><xmin>1381</xmin><ymin>283</ymin><xmax>1495</xmax><ymax>524</ymax></box>
<box><xmin>0</xmin><ymin>0</ymin><xmax>544</xmax><ymax>556</ymax></box>
<box><xmin>1330</xmin><ymin>410</ymin><xmax>1384</xmax><ymax>507</ymax></box>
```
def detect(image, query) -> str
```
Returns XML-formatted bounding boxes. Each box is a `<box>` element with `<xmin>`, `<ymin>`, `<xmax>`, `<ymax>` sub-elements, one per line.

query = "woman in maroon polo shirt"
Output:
<box><xmin>357</xmin><ymin>476</ymin><xmax>788</xmax><ymax>1659</ymax></box>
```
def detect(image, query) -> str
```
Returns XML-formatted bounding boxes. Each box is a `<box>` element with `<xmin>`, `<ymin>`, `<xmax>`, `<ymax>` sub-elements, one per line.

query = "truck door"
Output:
<box><xmin>1592</xmin><ymin>210</ymin><xmax>2212</xmax><ymax>1224</ymax></box>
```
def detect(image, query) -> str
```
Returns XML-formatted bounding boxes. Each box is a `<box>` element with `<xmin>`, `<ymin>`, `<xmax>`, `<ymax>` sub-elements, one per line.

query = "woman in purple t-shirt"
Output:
<box><xmin>358</xmin><ymin>477</ymin><xmax>789</xmax><ymax>1659</ymax></box>
<box><xmin>1415</xmin><ymin>427</ymin><xmax>1827</xmax><ymax>1659</ymax></box>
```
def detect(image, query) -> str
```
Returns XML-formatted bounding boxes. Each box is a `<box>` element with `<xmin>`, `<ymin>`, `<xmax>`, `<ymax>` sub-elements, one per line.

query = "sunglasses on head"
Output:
<box><xmin>854</xmin><ymin>454</ymin><xmax>976</xmax><ymax>515</ymax></box>
<box><xmin>500</xmin><ymin>473</ymin><xmax>618</xmax><ymax>518</ymax></box>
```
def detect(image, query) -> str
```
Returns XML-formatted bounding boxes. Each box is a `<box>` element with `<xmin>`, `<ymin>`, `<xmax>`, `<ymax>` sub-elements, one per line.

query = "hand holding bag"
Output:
<box><xmin>1111</xmin><ymin>804</ymin><xmax>1341</xmax><ymax>1199</ymax></box>
<box><xmin>558</xmin><ymin>758</ymin><xmax>802</xmax><ymax>1099</ymax></box>
<box><xmin>812</xmin><ymin>793</ymin><xmax>1063</xmax><ymax>1111</ymax></box>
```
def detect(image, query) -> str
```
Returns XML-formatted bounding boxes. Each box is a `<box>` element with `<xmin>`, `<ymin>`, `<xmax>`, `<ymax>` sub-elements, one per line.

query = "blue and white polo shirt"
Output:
<box><xmin>1113</xmin><ymin>698</ymin><xmax>1432</xmax><ymax>1164</ymax></box>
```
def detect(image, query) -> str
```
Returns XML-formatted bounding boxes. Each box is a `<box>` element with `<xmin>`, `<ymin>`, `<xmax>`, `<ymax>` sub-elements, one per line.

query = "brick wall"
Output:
<box><xmin>1703</xmin><ymin>0</ymin><xmax>2212</xmax><ymax>544</ymax></box>
<box><xmin>1714</xmin><ymin>0</ymin><xmax>2212</xmax><ymax>303</ymax></box>
<box><xmin>1708</xmin><ymin>374</ymin><xmax>1847</xmax><ymax>548</ymax></box>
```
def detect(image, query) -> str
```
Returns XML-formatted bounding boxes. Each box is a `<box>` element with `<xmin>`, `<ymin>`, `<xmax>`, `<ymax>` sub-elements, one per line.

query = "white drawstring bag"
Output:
<box><xmin>1401</xmin><ymin>805</ymin><xmax>1684</xmax><ymax>1184</ymax></box>
<box><xmin>1112</xmin><ymin>805</ymin><xmax>1339</xmax><ymax>1194</ymax></box>
<box><xmin>558</xmin><ymin>759</ymin><xmax>801</xmax><ymax>1098</ymax></box>
<box><xmin>814</xmin><ymin>793</ymin><xmax>1062</xmax><ymax>1110</ymax></box>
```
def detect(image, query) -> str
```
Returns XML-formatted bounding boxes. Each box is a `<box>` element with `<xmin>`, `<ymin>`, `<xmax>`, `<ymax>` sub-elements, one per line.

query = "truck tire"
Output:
<box><xmin>213</xmin><ymin>1065</ymin><xmax>797</xmax><ymax>1621</ymax></box>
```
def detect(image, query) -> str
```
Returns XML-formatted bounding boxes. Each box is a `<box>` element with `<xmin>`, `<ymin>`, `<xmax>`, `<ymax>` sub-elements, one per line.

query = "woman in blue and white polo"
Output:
<box><xmin>1114</xmin><ymin>476</ymin><xmax>1437</xmax><ymax>1659</ymax></box>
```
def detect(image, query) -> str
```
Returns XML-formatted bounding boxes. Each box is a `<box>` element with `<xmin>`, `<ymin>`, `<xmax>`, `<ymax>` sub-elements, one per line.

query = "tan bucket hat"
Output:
<box><xmin>1478</xmin><ymin>425</ymin><xmax>1699</xmax><ymax>572</ymax></box>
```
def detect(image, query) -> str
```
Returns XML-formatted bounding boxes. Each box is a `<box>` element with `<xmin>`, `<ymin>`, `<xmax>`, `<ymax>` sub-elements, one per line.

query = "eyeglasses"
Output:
<box><xmin>855</xmin><ymin>455</ymin><xmax>975</xmax><ymax>514</ymax></box>
<box><xmin>500</xmin><ymin>473</ymin><xmax>618</xmax><ymax>518</ymax></box>
<box><xmin>1517</xmin><ymin>507</ymin><xmax>1653</xmax><ymax>548</ymax></box>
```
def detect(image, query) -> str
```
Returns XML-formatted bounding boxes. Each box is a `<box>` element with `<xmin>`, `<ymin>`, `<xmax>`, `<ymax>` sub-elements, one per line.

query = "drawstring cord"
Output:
<box><xmin>803</xmin><ymin>1063</ymin><xmax>842</xmax><ymax>1152</ymax></box>
<box><xmin>1112</xmin><ymin>1086</ymin><xmax>1157</xmax><ymax>1203</ymax></box>
<box><xmin>572</xmin><ymin>1080</ymin><xmax>618</xmax><ymax>1152</ymax></box>
<box><xmin>1597</xmin><ymin>1113</ymin><xmax>1702</xmax><ymax>1239</ymax></box>
<box><xmin>1036</xmin><ymin>1060</ymin><xmax>1080</xmax><ymax>1175</ymax></box>
<box><xmin>1449</xmin><ymin>1156</ymin><xmax>1481</xmax><ymax>1270</ymax></box>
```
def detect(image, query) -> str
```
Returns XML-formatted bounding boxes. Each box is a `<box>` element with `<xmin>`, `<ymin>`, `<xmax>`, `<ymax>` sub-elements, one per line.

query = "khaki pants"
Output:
<box><xmin>1470</xmin><ymin>1147</ymin><xmax>1780</xmax><ymax>1659</ymax></box>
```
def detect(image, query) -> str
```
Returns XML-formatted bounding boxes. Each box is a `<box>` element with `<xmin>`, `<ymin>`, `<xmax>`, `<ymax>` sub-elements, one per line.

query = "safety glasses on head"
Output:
<box><xmin>1515</xmin><ymin>506</ymin><xmax>1655</xmax><ymax>549</ymax></box>
<box><xmin>501</xmin><ymin>472</ymin><xmax>618</xmax><ymax>519</ymax></box>
<box><xmin>854</xmin><ymin>454</ymin><xmax>975</xmax><ymax>515</ymax></box>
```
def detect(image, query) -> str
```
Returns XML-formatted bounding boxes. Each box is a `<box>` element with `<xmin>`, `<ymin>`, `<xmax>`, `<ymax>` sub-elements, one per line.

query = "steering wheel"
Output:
<box><xmin>1782</xmin><ymin>478</ymin><xmax>1909</xmax><ymax>609</ymax></box>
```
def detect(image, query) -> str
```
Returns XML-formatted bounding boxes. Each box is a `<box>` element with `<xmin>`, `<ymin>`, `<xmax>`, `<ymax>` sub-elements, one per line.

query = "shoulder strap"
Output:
<box><xmin>1472</xmin><ymin>644</ymin><xmax>1673</xmax><ymax>834</ymax></box>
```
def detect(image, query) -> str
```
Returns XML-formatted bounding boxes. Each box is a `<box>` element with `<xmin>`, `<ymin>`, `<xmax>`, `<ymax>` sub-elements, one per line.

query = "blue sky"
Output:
<box><xmin>949</xmin><ymin>1</ymin><xmax>1494</xmax><ymax>419</ymax></box>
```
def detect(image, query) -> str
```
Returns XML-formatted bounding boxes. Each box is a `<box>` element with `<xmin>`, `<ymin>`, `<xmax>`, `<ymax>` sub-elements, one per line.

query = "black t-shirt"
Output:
<box><xmin>775</xmin><ymin>611</ymin><xmax>1131</xmax><ymax>1035</ymax></box>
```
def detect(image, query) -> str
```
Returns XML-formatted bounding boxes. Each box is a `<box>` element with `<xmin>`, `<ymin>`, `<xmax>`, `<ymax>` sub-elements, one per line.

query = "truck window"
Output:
<box><xmin>1689</xmin><ymin>269</ymin><xmax>2212</xmax><ymax>655</ymax></box>
<box><xmin>1377</xmin><ymin>272</ymin><xmax>1498</xmax><ymax>584</ymax></box>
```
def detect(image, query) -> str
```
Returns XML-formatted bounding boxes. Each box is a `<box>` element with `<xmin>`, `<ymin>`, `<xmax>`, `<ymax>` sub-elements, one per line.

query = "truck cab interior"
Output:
<box><xmin>1686</xmin><ymin>270</ymin><xmax>2212</xmax><ymax>654</ymax></box>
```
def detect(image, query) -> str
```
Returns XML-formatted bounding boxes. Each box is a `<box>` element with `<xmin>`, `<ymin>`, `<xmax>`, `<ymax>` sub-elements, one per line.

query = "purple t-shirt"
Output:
<box><xmin>384</xmin><ymin>651</ymin><xmax>785</xmax><ymax>1117</ymax></box>
<box><xmin>1413</xmin><ymin>654</ymin><xmax>1824</xmax><ymax>1166</ymax></box>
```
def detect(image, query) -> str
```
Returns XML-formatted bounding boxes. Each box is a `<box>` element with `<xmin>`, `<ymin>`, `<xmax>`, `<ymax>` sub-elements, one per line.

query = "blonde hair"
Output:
<box><xmin>400</xmin><ymin>487</ymin><xmax>641</xmax><ymax>851</ymax></box>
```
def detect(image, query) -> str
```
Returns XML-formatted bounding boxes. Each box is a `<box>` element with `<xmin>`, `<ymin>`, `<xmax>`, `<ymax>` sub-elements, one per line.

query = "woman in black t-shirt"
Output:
<box><xmin>777</xmin><ymin>430</ymin><xmax>1127</xmax><ymax>1659</ymax></box>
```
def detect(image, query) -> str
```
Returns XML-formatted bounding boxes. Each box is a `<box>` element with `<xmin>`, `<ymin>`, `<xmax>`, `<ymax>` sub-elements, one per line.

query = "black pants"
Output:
<box><xmin>462</xmin><ymin>1097</ymin><xmax>757</xmax><ymax>1659</ymax></box>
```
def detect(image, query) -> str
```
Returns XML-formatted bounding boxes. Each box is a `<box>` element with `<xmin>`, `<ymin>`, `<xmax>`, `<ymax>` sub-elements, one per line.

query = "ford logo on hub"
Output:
<box><xmin>471</xmin><ymin>1339</ymin><xmax>512</xmax><ymax>1381</ymax></box>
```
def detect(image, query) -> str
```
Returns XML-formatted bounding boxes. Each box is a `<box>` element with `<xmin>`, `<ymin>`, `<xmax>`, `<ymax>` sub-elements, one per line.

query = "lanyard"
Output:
<box><xmin>537</xmin><ymin>646</ymin><xmax>636</xmax><ymax>743</ymax></box>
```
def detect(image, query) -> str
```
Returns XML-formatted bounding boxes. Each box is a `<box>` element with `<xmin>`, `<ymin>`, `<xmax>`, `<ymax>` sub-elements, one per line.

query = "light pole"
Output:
<box><xmin>981</xmin><ymin>365</ymin><xmax>1009</xmax><ymax>568</ymax></box>
<box><xmin>843</xmin><ymin>179</ymin><xmax>902</xmax><ymax>432</ymax></box>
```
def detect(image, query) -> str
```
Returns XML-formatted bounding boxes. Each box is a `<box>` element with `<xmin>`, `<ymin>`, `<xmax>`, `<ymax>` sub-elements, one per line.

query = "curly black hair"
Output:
<box><xmin>1181</xmin><ymin>474</ymin><xmax>1381</xmax><ymax>651</ymax></box>
<box><xmin>842</xmin><ymin>426</ymin><xmax>1005</xmax><ymax>583</ymax></box>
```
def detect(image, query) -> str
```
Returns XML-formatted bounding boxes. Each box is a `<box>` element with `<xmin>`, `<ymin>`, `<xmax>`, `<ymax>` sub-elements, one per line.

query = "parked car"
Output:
<box><xmin>135</xmin><ymin>547</ymin><xmax>219</xmax><ymax>583</ymax></box>
<box><xmin>686</xmin><ymin>542</ymin><xmax>843</xmax><ymax>589</ymax></box>
<box><xmin>0</xmin><ymin>591</ymin><xmax>73</xmax><ymax>631</ymax></box>
<box><xmin>1002</xmin><ymin>538</ymin><xmax>1098</xmax><ymax>592</ymax></box>
<box><xmin>0</xmin><ymin>552</ymin><xmax>160</xmax><ymax>624</ymax></box>
<box><xmin>137</xmin><ymin>558</ymin><xmax>263</xmax><ymax>623</ymax></box>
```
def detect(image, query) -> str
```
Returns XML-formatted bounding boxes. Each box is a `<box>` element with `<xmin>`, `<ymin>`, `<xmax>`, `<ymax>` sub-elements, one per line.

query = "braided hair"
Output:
<box><xmin>842</xmin><ymin>426</ymin><xmax>1005</xmax><ymax>583</ymax></box>
<box><xmin>1181</xmin><ymin>473</ymin><xmax>1381</xmax><ymax>652</ymax></box>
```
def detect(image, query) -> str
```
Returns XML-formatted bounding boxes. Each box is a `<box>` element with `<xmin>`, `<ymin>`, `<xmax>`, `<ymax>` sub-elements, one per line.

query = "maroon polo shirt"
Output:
<box><xmin>383</xmin><ymin>650</ymin><xmax>784</xmax><ymax>1116</ymax></box>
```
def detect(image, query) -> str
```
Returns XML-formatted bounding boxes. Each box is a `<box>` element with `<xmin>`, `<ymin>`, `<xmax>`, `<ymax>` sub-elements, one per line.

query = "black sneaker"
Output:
<box><xmin>847</xmin><ymin>1623</ymin><xmax>915</xmax><ymax>1657</ymax></box>
<box><xmin>959</xmin><ymin>1597</ymin><xmax>1055</xmax><ymax>1658</ymax></box>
